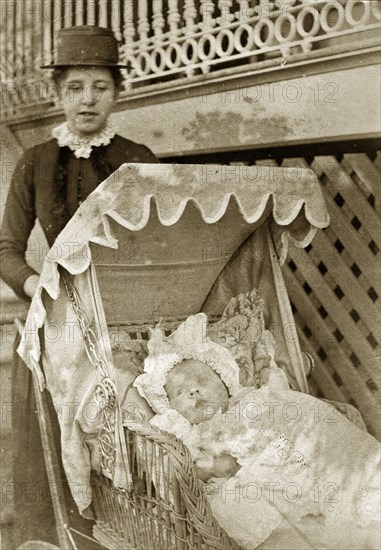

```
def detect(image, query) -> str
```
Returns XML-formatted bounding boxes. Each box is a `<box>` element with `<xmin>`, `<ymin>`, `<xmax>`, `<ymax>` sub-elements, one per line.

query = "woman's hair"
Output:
<box><xmin>52</xmin><ymin>66</ymin><xmax>123</xmax><ymax>93</ymax></box>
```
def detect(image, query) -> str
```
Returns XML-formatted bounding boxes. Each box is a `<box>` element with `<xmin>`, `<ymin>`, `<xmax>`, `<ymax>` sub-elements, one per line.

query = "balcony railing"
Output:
<box><xmin>1</xmin><ymin>0</ymin><xmax>380</xmax><ymax>120</ymax></box>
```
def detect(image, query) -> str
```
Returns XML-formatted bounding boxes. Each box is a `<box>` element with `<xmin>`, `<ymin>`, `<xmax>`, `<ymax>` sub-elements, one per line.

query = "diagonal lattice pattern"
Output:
<box><xmin>267</xmin><ymin>151</ymin><xmax>380</xmax><ymax>438</ymax></box>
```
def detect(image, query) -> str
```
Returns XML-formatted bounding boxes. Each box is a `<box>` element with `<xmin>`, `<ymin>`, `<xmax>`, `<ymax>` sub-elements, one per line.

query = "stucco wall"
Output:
<box><xmin>5</xmin><ymin>63</ymin><xmax>380</xmax><ymax>160</ymax></box>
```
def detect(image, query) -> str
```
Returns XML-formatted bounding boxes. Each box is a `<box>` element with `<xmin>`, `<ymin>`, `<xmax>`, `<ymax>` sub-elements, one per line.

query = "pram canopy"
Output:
<box><xmin>18</xmin><ymin>163</ymin><xmax>329</xmax><ymax>517</ymax></box>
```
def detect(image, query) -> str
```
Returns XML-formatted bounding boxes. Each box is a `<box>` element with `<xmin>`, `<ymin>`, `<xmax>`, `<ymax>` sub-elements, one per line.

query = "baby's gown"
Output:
<box><xmin>151</xmin><ymin>370</ymin><xmax>380</xmax><ymax>549</ymax></box>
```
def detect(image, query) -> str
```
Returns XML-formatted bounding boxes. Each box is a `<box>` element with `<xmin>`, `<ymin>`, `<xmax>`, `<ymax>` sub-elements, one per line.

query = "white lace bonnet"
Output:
<box><xmin>133</xmin><ymin>313</ymin><xmax>242</xmax><ymax>414</ymax></box>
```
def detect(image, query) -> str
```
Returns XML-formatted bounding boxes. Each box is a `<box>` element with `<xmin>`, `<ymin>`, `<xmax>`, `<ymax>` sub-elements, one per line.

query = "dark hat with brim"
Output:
<box><xmin>41</xmin><ymin>25</ymin><xmax>130</xmax><ymax>69</ymax></box>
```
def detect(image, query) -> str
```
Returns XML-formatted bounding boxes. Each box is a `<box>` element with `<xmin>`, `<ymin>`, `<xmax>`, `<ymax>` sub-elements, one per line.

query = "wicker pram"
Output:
<box><xmin>19</xmin><ymin>163</ymin><xmax>332</xmax><ymax>550</ymax></box>
<box><xmin>91</xmin><ymin>424</ymin><xmax>240</xmax><ymax>550</ymax></box>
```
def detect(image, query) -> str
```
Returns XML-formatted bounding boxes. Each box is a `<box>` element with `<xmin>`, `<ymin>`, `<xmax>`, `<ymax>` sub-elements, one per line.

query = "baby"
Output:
<box><xmin>164</xmin><ymin>358</ymin><xmax>241</xmax><ymax>481</ymax></box>
<box><xmin>134</xmin><ymin>314</ymin><xmax>381</xmax><ymax>549</ymax></box>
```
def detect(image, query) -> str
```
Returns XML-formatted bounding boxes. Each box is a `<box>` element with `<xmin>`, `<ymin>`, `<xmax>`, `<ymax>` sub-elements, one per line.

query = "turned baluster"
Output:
<box><xmin>138</xmin><ymin>0</ymin><xmax>150</xmax><ymax>48</ymax></box>
<box><xmin>152</xmin><ymin>0</ymin><xmax>165</xmax><ymax>44</ymax></box>
<box><xmin>235</xmin><ymin>0</ymin><xmax>255</xmax><ymax>23</ymax></box>
<box><xmin>168</xmin><ymin>0</ymin><xmax>181</xmax><ymax>39</ymax></box>
<box><xmin>1</xmin><ymin>1</ymin><xmax>15</xmax><ymax>117</ymax></box>
<box><xmin>0</xmin><ymin>13</ymin><xmax>5</xmax><ymax>79</ymax></box>
<box><xmin>99</xmin><ymin>0</ymin><xmax>108</xmax><ymax>28</ymax></box>
<box><xmin>123</xmin><ymin>0</ymin><xmax>135</xmax><ymax>56</ymax></box>
<box><xmin>15</xmin><ymin>0</ymin><xmax>24</xmax><ymax>78</ymax></box>
<box><xmin>218</xmin><ymin>0</ymin><xmax>235</xmax><ymax>27</ymax></box>
<box><xmin>64</xmin><ymin>0</ymin><xmax>73</xmax><ymax>27</ymax></box>
<box><xmin>75</xmin><ymin>0</ymin><xmax>84</xmax><ymax>25</ymax></box>
<box><xmin>183</xmin><ymin>0</ymin><xmax>198</xmax><ymax>36</ymax></box>
<box><xmin>199</xmin><ymin>0</ymin><xmax>216</xmax><ymax>30</ymax></box>
<box><xmin>87</xmin><ymin>0</ymin><xmax>96</xmax><ymax>26</ymax></box>
<box><xmin>42</xmin><ymin>0</ymin><xmax>52</xmax><ymax>68</ymax></box>
<box><xmin>53</xmin><ymin>0</ymin><xmax>62</xmax><ymax>32</ymax></box>
<box><xmin>24</xmin><ymin>0</ymin><xmax>34</xmax><ymax>74</ymax></box>
<box><xmin>34</xmin><ymin>0</ymin><xmax>43</xmax><ymax>72</ymax></box>
<box><xmin>111</xmin><ymin>0</ymin><xmax>122</xmax><ymax>41</ymax></box>
<box><xmin>53</xmin><ymin>0</ymin><xmax>62</xmax><ymax>56</ymax></box>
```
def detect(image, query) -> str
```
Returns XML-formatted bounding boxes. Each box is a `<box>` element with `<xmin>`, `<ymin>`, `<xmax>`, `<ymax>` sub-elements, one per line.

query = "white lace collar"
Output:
<box><xmin>51</xmin><ymin>122</ymin><xmax>116</xmax><ymax>159</ymax></box>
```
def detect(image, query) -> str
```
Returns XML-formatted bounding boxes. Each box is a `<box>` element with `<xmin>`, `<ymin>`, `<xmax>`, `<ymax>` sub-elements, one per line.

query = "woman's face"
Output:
<box><xmin>165</xmin><ymin>360</ymin><xmax>229</xmax><ymax>425</ymax></box>
<box><xmin>58</xmin><ymin>67</ymin><xmax>117</xmax><ymax>138</ymax></box>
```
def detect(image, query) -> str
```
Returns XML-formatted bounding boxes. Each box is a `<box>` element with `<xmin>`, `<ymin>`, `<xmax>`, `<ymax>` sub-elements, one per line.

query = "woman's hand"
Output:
<box><xmin>195</xmin><ymin>453</ymin><xmax>241</xmax><ymax>482</ymax></box>
<box><xmin>23</xmin><ymin>274</ymin><xmax>40</xmax><ymax>298</ymax></box>
<box><xmin>195</xmin><ymin>461</ymin><xmax>214</xmax><ymax>483</ymax></box>
<box><xmin>212</xmin><ymin>453</ymin><xmax>241</xmax><ymax>478</ymax></box>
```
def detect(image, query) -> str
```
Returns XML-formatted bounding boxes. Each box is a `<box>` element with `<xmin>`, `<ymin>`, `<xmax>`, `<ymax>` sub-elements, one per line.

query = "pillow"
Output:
<box><xmin>208</xmin><ymin>289</ymin><xmax>273</xmax><ymax>387</ymax></box>
<box><xmin>109</xmin><ymin>288</ymin><xmax>274</xmax><ymax>422</ymax></box>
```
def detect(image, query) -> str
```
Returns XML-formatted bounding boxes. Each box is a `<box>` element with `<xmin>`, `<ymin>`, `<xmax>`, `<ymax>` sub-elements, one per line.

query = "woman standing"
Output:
<box><xmin>0</xmin><ymin>25</ymin><xmax>158</xmax><ymax>546</ymax></box>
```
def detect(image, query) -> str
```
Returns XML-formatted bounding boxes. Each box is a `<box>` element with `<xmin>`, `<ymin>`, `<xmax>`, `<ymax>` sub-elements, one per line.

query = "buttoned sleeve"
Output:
<box><xmin>0</xmin><ymin>148</ymin><xmax>38</xmax><ymax>299</ymax></box>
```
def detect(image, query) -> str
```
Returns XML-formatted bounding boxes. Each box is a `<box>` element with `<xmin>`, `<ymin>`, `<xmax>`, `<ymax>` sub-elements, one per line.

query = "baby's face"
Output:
<box><xmin>165</xmin><ymin>360</ymin><xmax>229</xmax><ymax>424</ymax></box>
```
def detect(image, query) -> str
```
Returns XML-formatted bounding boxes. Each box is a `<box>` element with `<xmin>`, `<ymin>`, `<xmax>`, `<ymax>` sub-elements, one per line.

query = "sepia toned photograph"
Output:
<box><xmin>0</xmin><ymin>1</ymin><xmax>380</xmax><ymax>549</ymax></box>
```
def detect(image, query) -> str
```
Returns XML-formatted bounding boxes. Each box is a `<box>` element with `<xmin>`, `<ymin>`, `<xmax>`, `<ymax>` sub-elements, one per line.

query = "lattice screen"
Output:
<box><xmin>254</xmin><ymin>152</ymin><xmax>380</xmax><ymax>439</ymax></box>
<box><xmin>169</xmin><ymin>147</ymin><xmax>380</xmax><ymax>437</ymax></box>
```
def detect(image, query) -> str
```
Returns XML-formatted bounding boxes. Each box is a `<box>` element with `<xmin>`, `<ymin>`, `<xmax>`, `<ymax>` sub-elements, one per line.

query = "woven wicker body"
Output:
<box><xmin>92</xmin><ymin>422</ymin><xmax>240</xmax><ymax>550</ymax></box>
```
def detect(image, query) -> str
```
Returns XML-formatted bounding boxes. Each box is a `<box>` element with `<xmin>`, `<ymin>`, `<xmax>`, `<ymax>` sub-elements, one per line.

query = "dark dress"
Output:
<box><xmin>0</xmin><ymin>135</ymin><xmax>158</xmax><ymax>547</ymax></box>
